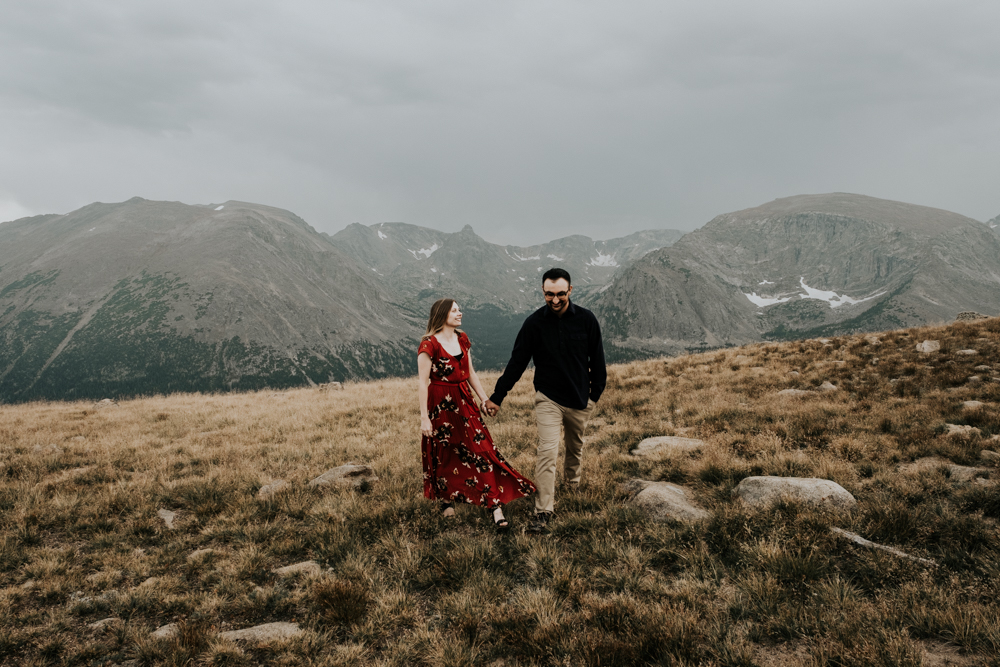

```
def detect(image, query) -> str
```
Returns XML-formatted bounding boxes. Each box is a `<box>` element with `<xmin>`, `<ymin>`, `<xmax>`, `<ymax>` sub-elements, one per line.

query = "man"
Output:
<box><xmin>484</xmin><ymin>268</ymin><xmax>606</xmax><ymax>534</ymax></box>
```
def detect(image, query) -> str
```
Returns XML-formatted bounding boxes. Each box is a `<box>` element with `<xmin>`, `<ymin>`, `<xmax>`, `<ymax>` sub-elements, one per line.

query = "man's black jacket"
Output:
<box><xmin>489</xmin><ymin>301</ymin><xmax>606</xmax><ymax>410</ymax></box>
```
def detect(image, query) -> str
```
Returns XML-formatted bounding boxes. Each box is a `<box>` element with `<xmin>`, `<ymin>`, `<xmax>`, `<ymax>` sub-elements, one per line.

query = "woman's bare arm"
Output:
<box><xmin>466</xmin><ymin>352</ymin><xmax>490</xmax><ymax>405</ymax></box>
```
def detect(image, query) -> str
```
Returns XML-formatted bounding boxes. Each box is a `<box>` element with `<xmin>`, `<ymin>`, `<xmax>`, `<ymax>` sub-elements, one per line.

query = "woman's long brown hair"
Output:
<box><xmin>423</xmin><ymin>298</ymin><xmax>460</xmax><ymax>339</ymax></box>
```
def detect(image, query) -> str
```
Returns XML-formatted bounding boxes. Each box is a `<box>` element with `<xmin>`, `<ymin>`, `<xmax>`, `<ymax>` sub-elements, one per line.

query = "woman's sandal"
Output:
<box><xmin>492</xmin><ymin>507</ymin><xmax>510</xmax><ymax>533</ymax></box>
<box><xmin>441</xmin><ymin>501</ymin><xmax>455</xmax><ymax>518</ymax></box>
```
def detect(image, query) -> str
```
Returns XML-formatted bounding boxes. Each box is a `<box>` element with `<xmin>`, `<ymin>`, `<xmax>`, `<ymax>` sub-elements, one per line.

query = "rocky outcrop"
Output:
<box><xmin>733</xmin><ymin>476</ymin><xmax>857</xmax><ymax>511</ymax></box>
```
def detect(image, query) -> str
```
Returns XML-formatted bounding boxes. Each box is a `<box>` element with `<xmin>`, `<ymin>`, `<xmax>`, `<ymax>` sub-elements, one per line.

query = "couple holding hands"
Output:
<box><xmin>417</xmin><ymin>268</ymin><xmax>606</xmax><ymax>534</ymax></box>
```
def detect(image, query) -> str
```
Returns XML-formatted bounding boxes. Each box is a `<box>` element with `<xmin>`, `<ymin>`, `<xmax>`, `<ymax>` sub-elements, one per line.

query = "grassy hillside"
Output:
<box><xmin>1</xmin><ymin>318</ymin><xmax>998</xmax><ymax>666</ymax></box>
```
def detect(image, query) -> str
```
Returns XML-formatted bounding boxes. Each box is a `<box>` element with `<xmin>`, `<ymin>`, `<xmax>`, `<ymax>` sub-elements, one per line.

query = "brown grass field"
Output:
<box><xmin>2</xmin><ymin>317</ymin><xmax>999</xmax><ymax>666</ymax></box>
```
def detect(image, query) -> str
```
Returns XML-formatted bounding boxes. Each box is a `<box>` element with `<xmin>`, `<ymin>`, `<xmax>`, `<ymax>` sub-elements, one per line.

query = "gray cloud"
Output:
<box><xmin>2</xmin><ymin>0</ymin><xmax>999</xmax><ymax>243</ymax></box>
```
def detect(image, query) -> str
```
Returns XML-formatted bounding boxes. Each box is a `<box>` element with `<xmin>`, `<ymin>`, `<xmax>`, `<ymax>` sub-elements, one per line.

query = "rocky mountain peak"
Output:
<box><xmin>709</xmin><ymin>193</ymin><xmax>980</xmax><ymax>237</ymax></box>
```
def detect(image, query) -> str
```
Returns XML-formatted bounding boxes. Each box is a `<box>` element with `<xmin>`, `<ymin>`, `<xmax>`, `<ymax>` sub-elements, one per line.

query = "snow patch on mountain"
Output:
<box><xmin>408</xmin><ymin>243</ymin><xmax>439</xmax><ymax>259</ymax></box>
<box><xmin>744</xmin><ymin>278</ymin><xmax>887</xmax><ymax>309</ymax></box>
<box><xmin>798</xmin><ymin>278</ymin><xmax>886</xmax><ymax>308</ymax></box>
<box><xmin>547</xmin><ymin>254</ymin><xmax>564</xmax><ymax>261</ymax></box>
<box><xmin>588</xmin><ymin>252</ymin><xmax>618</xmax><ymax>267</ymax></box>
<box><xmin>378</xmin><ymin>230</ymin><xmax>388</xmax><ymax>240</ymax></box>
<box><xmin>506</xmin><ymin>249</ymin><xmax>540</xmax><ymax>261</ymax></box>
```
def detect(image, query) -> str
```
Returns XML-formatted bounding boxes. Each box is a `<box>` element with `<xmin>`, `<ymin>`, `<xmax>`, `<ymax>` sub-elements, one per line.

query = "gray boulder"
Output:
<box><xmin>308</xmin><ymin>463</ymin><xmax>378</xmax><ymax>489</ymax></box>
<box><xmin>630</xmin><ymin>436</ymin><xmax>706</xmax><ymax>458</ymax></box>
<box><xmin>157</xmin><ymin>509</ymin><xmax>178</xmax><ymax>529</ymax></box>
<box><xmin>962</xmin><ymin>401</ymin><xmax>984</xmax><ymax>410</ymax></box>
<box><xmin>733</xmin><ymin>476</ymin><xmax>857</xmax><ymax>511</ymax></box>
<box><xmin>88</xmin><ymin>617</ymin><xmax>122</xmax><ymax>631</ymax></box>
<box><xmin>625</xmin><ymin>479</ymin><xmax>710</xmax><ymax>522</ymax></box>
<box><xmin>31</xmin><ymin>444</ymin><xmax>63</xmax><ymax>457</ymax></box>
<box><xmin>945</xmin><ymin>424</ymin><xmax>981</xmax><ymax>437</ymax></box>
<box><xmin>273</xmin><ymin>561</ymin><xmax>322</xmax><ymax>577</ymax></box>
<box><xmin>981</xmin><ymin>450</ymin><xmax>1000</xmax><ymax>464</ymax></box>
<box><xmin>916</xmin><ymin>340</ymin><xmax>940</xmax><ymax>354</ymax></box>
<box><xmin>956</xmin><ymin>349</ymin><xmax>978</xmax><ymax>356</ymax></box>
<box><xmin>258</xmin><ymin>479</ymin><xmax>289</xmax><ymax>498</ymax></box>
<box><xmin>219</xmin><ymin>622</ymin><xmax>303</xmax><ymax>643</ymax></box>
<box><xmin>777</xmin><ymin>388</ymin><xmax>811</xmax><ymax>397</ymax></box>
<box><xmin>151</xmin><ymin>623</ymin><xmax>178</xmax><ymax>639</ymax></box>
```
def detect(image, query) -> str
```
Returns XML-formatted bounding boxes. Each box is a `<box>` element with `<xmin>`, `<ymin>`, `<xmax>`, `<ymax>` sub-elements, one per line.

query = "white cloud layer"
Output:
<box><xmin>1</xmin><ymin>1</ymin><xmax>999</xmax><ymax>243</ymax></box>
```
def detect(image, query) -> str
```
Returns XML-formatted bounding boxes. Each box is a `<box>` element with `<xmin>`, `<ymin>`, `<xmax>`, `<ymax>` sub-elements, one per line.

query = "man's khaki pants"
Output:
<box><xmin>533</xmin><ymin>391</ymin><xmax>595</xmax><ymax>514</ymax></box>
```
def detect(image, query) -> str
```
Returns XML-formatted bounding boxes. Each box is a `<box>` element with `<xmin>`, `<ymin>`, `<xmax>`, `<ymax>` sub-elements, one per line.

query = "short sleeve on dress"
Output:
<box><xmin>458</xmin><ymin>331</ymin><xmax>471</xmax><ymax>352</ymax></box>
<box><xmin>417</xmin><ymin>337</ymin><xmax>435</xmax><ymax>357</ymax></box>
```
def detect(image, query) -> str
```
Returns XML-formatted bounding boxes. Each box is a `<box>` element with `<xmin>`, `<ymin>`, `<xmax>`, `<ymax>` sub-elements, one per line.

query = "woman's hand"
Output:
<box><xmin>421</xmin><ymin>416</ymin><xmax>433</xmax><ymax>438</ymax></box>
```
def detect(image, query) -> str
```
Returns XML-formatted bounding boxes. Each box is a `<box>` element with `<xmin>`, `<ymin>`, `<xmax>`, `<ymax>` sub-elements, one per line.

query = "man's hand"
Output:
<box><xmin>483</xmin><ymin>399</ymin><xmax>500</xmax><ymax>417</ymax></box>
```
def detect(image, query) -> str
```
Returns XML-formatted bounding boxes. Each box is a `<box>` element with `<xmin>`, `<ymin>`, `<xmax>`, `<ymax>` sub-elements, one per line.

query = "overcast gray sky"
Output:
<box><xmin>2</xmin><ymin>1</ymin><xmax>998</xmax><ymax>244</ymax></box>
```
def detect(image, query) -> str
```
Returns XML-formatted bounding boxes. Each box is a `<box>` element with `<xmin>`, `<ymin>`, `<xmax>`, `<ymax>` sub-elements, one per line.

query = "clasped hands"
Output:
<box><xmin>483</xmin><ymin>399</ymin><xmax>500</xmax><ymax>417</ymax></box>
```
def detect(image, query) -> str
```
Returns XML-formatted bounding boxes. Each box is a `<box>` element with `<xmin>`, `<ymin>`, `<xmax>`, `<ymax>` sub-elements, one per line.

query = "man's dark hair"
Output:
<box><xmin>542</xmin><ymin>268</ymin><xmax>571</xmax><ymax>285</ymax></box>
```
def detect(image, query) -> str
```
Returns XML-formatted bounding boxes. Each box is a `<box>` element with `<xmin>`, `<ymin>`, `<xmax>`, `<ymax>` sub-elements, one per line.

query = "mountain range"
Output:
<box><xmin>0</xmin><ymin>198</ymin><xmax>678</xmax><ymax>401</ymax></box>
<box><xmin>2</xmin><ymin>193</ymin><xmax>998</xmax><ymax>402</ymax></box>
<box><xmin>593</xmin><ymin>194</ymin><xmax>1000</xmax><ymax>355</ymax></box>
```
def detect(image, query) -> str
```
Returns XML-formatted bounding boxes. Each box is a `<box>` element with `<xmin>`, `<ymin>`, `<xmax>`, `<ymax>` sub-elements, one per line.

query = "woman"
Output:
<box><xmin>418</xmin><ymin>298</ymin><xmax>536</xmax><ymax>531</ymax></box>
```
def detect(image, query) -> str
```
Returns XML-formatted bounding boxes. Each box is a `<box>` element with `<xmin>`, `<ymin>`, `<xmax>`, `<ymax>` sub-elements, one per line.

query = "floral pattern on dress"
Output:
<box><xmin>418</xmin><ymin>331</ymin><xmax>536</xmax><ymax>508</ymax></box>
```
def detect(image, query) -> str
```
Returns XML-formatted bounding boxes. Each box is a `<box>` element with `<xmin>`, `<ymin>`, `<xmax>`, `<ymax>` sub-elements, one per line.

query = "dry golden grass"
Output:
<box><xmin>2</xmin><ymin>318</ymin><xmax>1000</xmax><ymax>665</ymax></box>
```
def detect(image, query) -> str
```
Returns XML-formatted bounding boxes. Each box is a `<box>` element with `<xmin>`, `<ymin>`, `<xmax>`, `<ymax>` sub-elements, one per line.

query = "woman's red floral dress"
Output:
<box><xmin>419</xmin><ymin>332</ymin><xmax>536</xmax><ymax>508</ymax></box>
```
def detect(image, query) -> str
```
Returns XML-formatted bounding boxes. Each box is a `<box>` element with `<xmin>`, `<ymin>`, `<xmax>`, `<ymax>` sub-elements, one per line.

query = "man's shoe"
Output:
<box><xmin>527</xmin><ymin>511</ymin><xmax>553</xmax><ymax>535</ymax></box>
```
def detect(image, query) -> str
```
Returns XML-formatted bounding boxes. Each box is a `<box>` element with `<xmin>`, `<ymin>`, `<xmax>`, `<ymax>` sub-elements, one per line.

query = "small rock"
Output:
<box><xmin>258</xmin><ymin>479</ymin><xmax>289</xmax><ymax>498</ymax></box>
<box><xmin>944</xmin><ymin>424</ymin><xmax>981</xmax><ymax>437</ymax></box>
<box><xmin>733</xmin><ymin>476</ymin><xmax>857</xmax><ymax>511</ymax></box>
<box><xmin>308</xmin><ymin>463</ymin><xmax>378</xmax><ymax>489</ymax></box>
<box><xmin>916</xmin><ymin>340</ymin><xmax>941</xmax><ymax>354</ymax></box>
<box><xmin>157</xmin><ymin>509</ymin><xmax>177</xmax><ymax>529</ymax></box>
<box><xmin>187</xmin><ymin>548</ymin><xmax>218</xmax><ymax>562</ymax></box>
<box><xmin>151</xmin><ymin>623</ymin><xmax>178</xmax><ymax>639</ymax></box>
<box><xmin>777</xmin><ymin>388</ymin><xmax>811</xmax><ymax>397</ymax></box>
<box><xmin>956</xmin><ymin>349</ymin><xmax>978</xmax><ymax>356</ymax></box>
<box><xmin>219</xmin><ymin>622</ymin><xmax>303</xmax><ymax>643</ymax></box>
<box><xmin>318</xmin><ymin>382</ymin><xmax>343</xmax><ymax>391</ymax></box>
<box><xmin>94</xmin><ymin>398</ymin><xmax>119</xmax><ymax>409</ymax></box>
<box><xmin>624</xmin><ymin>480</ymin><xmax>710</xmax><ymax>522</ymax></box>
<box><xmin>975</xmin><ymin>365</ymin><xmax>991</xmax><ymax>372</ymax></box>
<box><xmin>947</xmin><ymin>464</ymin><xmax>990</xmax><ymax>483</ymax></box>
<box><xmin>865</xmin><ymin>335</ymin><xmax>881</xmax><ymax>345</ymax></box>
<box><xmin>818</xmin><ymin>338</ymin><xmax>832</xmax><ymax>345</ymax></box>
<box><xmin>981</xmin><ymin>450</ymin><xmax>1000</xmax><ymax>464</ymax></box>
<box><xmin>818</xmin><ymin>381</ymin><xmax>838</xmax><ymax>392</ymax></box>
<box><xmin>273</xmin><ymin>561</ymin><xmax>322</xmax><ymax>577</ymax></box>
<box><xmin>967</xmin><ymin>376</ymin><xmax>982</xmax><ymax>384</ymax></box>
<box><xmin>630</xmin><ymin>436</ymin><xmax>706</xmax><ymax>458</ymax></box>
<box><xmin>89</xmin><ymin>617</ymin><xmax>122</xmax><ymax>630</ymax></box>
<box><xmin>787</xmin><ymin>370</ymin><xmax>800</xmax><ymax>376</ymax></box>
<box><xmin>955</xmin><ymin>311</ymin><xmax>988</xmax><ymax>321</ymax></box>
<box><xmin>31</xmin><ymin>444</ymin><xmax>63</xmax><ymax>457</ymax></box>
<box><xmin>962</xmin><ymin>401</ymin><xmax>984</xmax><ymax>410</ymax></box>
<box><xmin>830</xmin><ymin>527</ymin><xmax>936</xmax><ymax>566</ymax></box>
<box><xmin>139</xmin><ymin>577</ymin><xmax>159</xmax><ymax>587</ymax></box>
<box><xmin>20</xmin><ymin>580</ymin><xmax>36</xmax><ymax>590</ymax></box>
